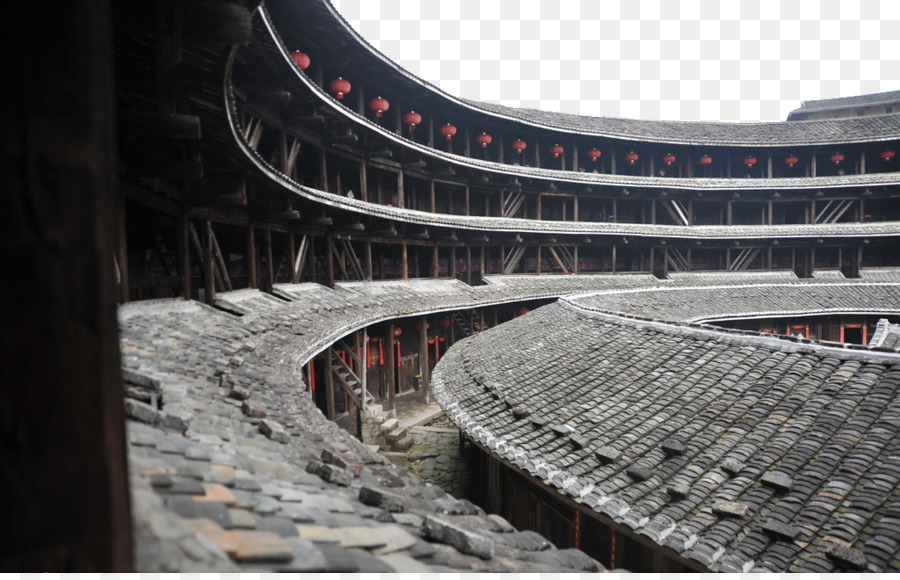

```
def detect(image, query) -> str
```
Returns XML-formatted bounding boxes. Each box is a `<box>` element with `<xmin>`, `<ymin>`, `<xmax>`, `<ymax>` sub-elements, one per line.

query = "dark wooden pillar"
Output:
<box><xmin>204</xmin><ymin>222</ymin><xmax>216</xmax><ymax>304</ymax></box>
<box><xmin>178</xmin><ymin>209</ymin><xmax>191</xmax><ymax>298</ymax></box>
<box><xmin>326</xmin><ymin>235</ymin><xmax>335</xmax><ymax>287</ymax></box>
<box><xmin>420</xmin><ymin>316</ymin><xmax>431</xmax><ymax>403</ymax></box>
<box><xmin>1</xmin><ymin>0</ymin><xmax>133</xmax><ymax>568</ymax></box>
<box><xmin>116</xmin><ymin>193</ymin><xmax>129</xmax><ymax>303</ymax></box>
<box><xmin>247</xmin><ymin>226</ymin><xmax>258</xmax><ymax>289</ymax></box>
<box><xmin>324</xmin><ymin>350</ymin><xmax>335</xmax><ymax>420</ymax></box>
<box><xmin>386</xmin><ymin>323</ymin><xmax>397</xmax><ymax>416</ymax></box>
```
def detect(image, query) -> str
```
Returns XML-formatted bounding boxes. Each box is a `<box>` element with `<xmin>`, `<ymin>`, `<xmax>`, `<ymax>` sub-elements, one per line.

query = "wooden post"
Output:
<box><xmin>324</xmin><ymin>350</ymin><xmax>335</xmax><ymax>420</ymax></box>
<box><xmin>1</xmin><ymin>0</ymin><xmax>133</xmax><ymax>566</ymax></box>
<box><xmin>179</xmin><ymin>209</ymin><xmax>190</xmax><ymax>298</ymax></box>
<box><xmin>266</xmin><ymin>225</ymin><xmax>275</xmax><ymax>291</ymax></box>
<box><xmin>327</xmin><ymin>235</ymin><xmax>335</xmax><ymax>287</ymax></box>
<box><xmin>432</xmin><ymin>245</ymin><xmax>440</xmax><ymax>278</ymax></box>
<box><xmin>365</xmin><ymin>240</ymin><xmax>373</xmax><ymax>280</ymax></box>
<box><xmin>307</xmin><ymin>235</ymin><xmax>317</xmax><ymax>284</ymax></box>
<box><xmin>466</xmin><ymin>246</ymin><xmax>472</xmax><ymax>284</ymax></box>
<box><xmin>401</xmin><ymin>242</ymin><xmax>409</xmax><ymax>280</ymax></box>
<box><xmin>359</xmin><ymin>161</ymin><xmax>368</xmax><ymax>201</ymax></box>
<box><xmin>204</xmin><ymin>222</ymin><xmax>216</xmax><ymax>304</ymax></box>
<box><xmin>247</xmin><ymin>226</ymin><xmax>258</xmax><ymax>289</ymax></box>
<box><xmin>386</xmin><ymin>323</ymin><xmax>396</xmax><ymax>416</ymax></box>
<box><xmin>430</xmin><ymin>179</ymin><xmax>436</xmax><ymax>213</ymax></box>
<box><xmin>420</xmin><ymin>316</ymin><xmax>431</xmax><ymax>402</ymax></box>
<box><xmin>116</xmin><ymin>193</ymin><xmax>129</xmax><ymax>302</ymax></box>
<box><xmin>450</xmin><ymin>246</ymin><xmax>457</xmax><ymax>279</ymax></box>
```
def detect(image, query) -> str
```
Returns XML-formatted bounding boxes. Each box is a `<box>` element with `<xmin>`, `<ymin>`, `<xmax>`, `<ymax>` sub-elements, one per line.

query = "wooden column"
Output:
<box><xmin>432</xmin><ymin>245</ymin><xmax>440</xmax><ymax>278</ymax></box>
<box><xmin>326</xmin><ymin>235</ymin><xmax>335</xmax><ymax>287</ymax></box>
<box><xmin>466</xmin><ymin>246</ymin><xmax>473</xmax><ymax>284</ymax></box>
<box><xmin>386</xmin><ymin>323</ymin><xmax>396</xmax><ymax>416</ymax></box>
<box><xmin>465</xmin><ymin>184</ymin><xmax>471</xmax><ymax>215</ymax></box>
<box><xmin>365</xmin><ymin>240</ymin><xmax>373</xmax><ymax>281</ymax></box>
<box><xmin>397</xmin><ymin>170</ymin><xmax>405</xmax><ymax>208</ymax></box>
<box><xmin>116</xmin><ymin>193</ymin><xmax>129</xmax><ymax>302</ymax></box>
<box><xmin>420</xmin><ymin>316</ymin><xmax>431</xmax><ymax>403</ymax></box>
<box><xmin>429</xmin><ymin>179</ymin><xmax>436</xmax><ymax>213</ymax></box>
<box><xmin>307</xmin><ymin>235</ymin><xmax>317</xmax><ymax>283</ymax></box>
<box><xmin>247</xmin><ymin>226</ymin><xmax>258</xmax><ymax>289</ymax></box>
<box><xmin>179</xmin><ymin>209</ymin><xmax>190</xmax><ymax>297</ymax></box>
<box><xmin>537</xmin><ymin>246</ymin><xmax>542</xmax><ymax>274</ymax></box>
<box><xmin>401</xmin><ymin>242</ymin><xmax>409</xmax><ymax>280</ymax></box>
<box><xmin>359</xmin><ymin>161</ymin><xmax>368</xmax><ymax>201</ymax></box>
<box><xmin>450</xmin><ymin>246</ymin><xmax>457</xmax><ymax>279</ymax></box>
<box><xmin>266</xmin><ymin>225</ymin><xmax>275</xmax><ymax>290</ymax></box>
<box><xmin>2</xmin><ymin>0</ymin><xmax>133</xmax><ymax>566</ymax></box>
<box><xmin>204</xmin><ymin>222</ymin><xmax>216</xmax><ymax>304</ymax></box>
<box><xmin>324</xmin><ymin>350</ymin><xmax>335</xmax><ymax>420</ymax></box>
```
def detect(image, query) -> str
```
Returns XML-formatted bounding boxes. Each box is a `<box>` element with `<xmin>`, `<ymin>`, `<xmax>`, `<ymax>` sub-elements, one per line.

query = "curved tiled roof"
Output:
<box><xmin>258</xmin><ymin>10</ymin><xmax>900</xmax><ymax>195</ymax></box>
<box><xmin>568</xmin><ymin>283</ymin><xmax>900</xmax><ymax>324</ymax></box>
<box><xmin>432</xmin><ymin>281</ymin><xmax>900</xmax><ymax>573</ymax></box>
<box><xmin>306</xmin><ymin>1</ymin><xmax>900</xmax><ymax>147</ymax></box>
<box><xmin>790</xmin><ymin>90</ymin><xmax>900</xmax><ymax>114</ymax></box>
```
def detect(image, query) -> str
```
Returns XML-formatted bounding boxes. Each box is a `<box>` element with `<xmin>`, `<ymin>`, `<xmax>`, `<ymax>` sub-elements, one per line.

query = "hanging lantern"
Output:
<box><xmin>414</xmin><ymin>321</ymin><xmax>430</xmax><ymax>330</ymax></box>
<box><xmin>549</xmin><ymin>144</ymin><xmax>565</xmax><ymax>159</ymax></box>
<box><xmin>291</xmin><ymin>50</ymin><xmax>310</xmax><ymax>70</ymax></box>
<box><xmin>625</xmin><ymin>151</ymin><xmax>639</xmax><ymax>165</ymax></box>
<box><xmin>512</xmin><ymin>139</ymin><xmax>527</xmax><ymax>154</ymax></box>
<box><xmin>440</xmin><ymin>123</ymin><xmax>457</xmax><ymax>141</ymax></box>
<box><xmin>587</xmin><ymin>148</ymin><xmax>602</xmax><ymax>162</ymax></box>
<box><xmin>368</xmin><ymin>96</ymin><xmax>390</xmax><ymax>118</ymax></box>
<box><xmin>881</xmin><ymin>149</ymin><xmax>896</xmax><ymax>161</ymax></box>
<box><xmin>518</xmin><ymin>308</ymin><xmax>530</xmax><ymax>316</ymax></box>
<box><xmin>830</xmin><ymin>152</ymin><xmax>845</xmax><ymax>165</ymax></box>
<box><xmin>662</xmin><ymin>153</ymin><xmax>677</xmax><ymax>166</ymax></box>
<box><xmin>743</xmin><ymin>155</ymin><xmax>757</xmax><ymax>169</ymax></box>
<box><xmin>403</xmin><ymin>111</ymin><xmax>422</xmax><ymax>134</ymax></box>
<box><xmin>392</xmin><ymin>327</ymin><xmax>402</xmax><ymax>337</ymax></box>
<box><xmin>784</xmin><ymin>154</ymin><xmax>799</xmax><ymax>168</ymax></box>
<box><xmin>476</xmin><ymin>132</ymin><xmax>492</xmax><ymax>148</ymax></box>
<box><xmin>328</xmin><ymin>77</ymin><xmax>351</xmax><ymax>100</ymax></box>
<box><xmin>699</xmin><ymin>154</ymin><xmax>712</xmax><ymax>165</ymax></box>
<box><xmin>441</xmin><ymin>317</ymin><xmax>451</xmax><ymax>328</ymax></box>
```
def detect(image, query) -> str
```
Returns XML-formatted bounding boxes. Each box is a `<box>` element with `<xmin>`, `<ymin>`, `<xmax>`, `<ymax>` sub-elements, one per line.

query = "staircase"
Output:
<box><xmin>329</xmin><ymin>348</ymin><xmax>374</xmax><ymax>408</ymax></box>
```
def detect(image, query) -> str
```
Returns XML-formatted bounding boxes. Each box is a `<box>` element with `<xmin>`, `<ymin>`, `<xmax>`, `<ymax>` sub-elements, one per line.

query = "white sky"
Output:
<box><xmin>329</xmin><ymin>0</ymin><xmax>900</xmax><ymax>123</ymax></box>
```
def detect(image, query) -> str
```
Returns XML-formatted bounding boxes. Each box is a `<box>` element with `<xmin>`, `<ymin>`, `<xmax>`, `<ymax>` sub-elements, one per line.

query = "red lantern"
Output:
<box><xmin>662</xmin><ymin>153</ymin><xmax>676</xmax><ymax>166</ymax></box>
<box><xmin>393</xmin><ymin>327</ymin><xmax>402</xmax><ymax>337</ymax></box>
<box><xmin>587</xmin><ymin>148</ymin><xmax>602</xmax><ymax>162</ymax></box>
<box><xmin>785</xmin><ymin>154</ymin><xmax>799</xmax><ymax>168</ymax></box>
<box><xmin>441</xmin><ymin>318</ymin><xmax>451</xmax><ymax>328</ymax></box>
<box><xmin>699</xmin><ymin>154</ymin><xmax>712</xmax><ymax>165</ymax></box>
<box><xmin>476</xmin><ymin>132</ymin><xmax>492</xmax><ymax>148</ymax></box>
<box><xmin>440</xmin><ymin>123</ymin><xmax>457</xmax><ymax>141</ymax></box>
<box><xmin>881</xmin><ymin>149</ymin><xmax>896</xmax><ymax>161</ymax></box>
<box><xmin>549</xmin><ymin>144</ymin><xmax>564</xmax><ymax>158</ymax></box>
<box><xmin>328</xmin><ymin>77</ymin><xmax>351</xmax><ymax>100</ymax></box>
<box><xmin>512</xmin><ymin>139</ymin><xmax>527</xmax><ymax>154</ymax></box>
<box><xmin>403</xmin><ymin>111</ymin><xmax>422</xmax><ymax>134</ymax></box>
<box><xmin>291</xmin><ymin>50</ymin><xmax>310</xmax><ymax>70</ymax></box>
<box><xmin>518</xmin><ymin>308</ymin><xmax>530</xmax><ymax>316</ymax></box>
<box><xmin>625</xmin><ymin>151</ymin><xmax>639</xmax><ymax>165</ymax></box>
<box><xmin>743</xmin><ymin>156</ymin><xmax>757</xmax><ymax>169</ymax></box>
<box><xmin>369</xmin><ymin>97</ymin><xmax>390</xmax><ymax>118</ymax></box>
<box><xmin>830</xmin><ymin>152</ymin><xmax>845</xmax><ymax>165</ymax></box>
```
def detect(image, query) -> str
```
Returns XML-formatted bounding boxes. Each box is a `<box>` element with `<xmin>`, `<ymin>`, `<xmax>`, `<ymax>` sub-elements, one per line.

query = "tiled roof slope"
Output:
<box><xmin>569</xmin><ymin>283</ymin><xmax>900</xmax><ymax>324</ymax></box>
<box><xmin>790</xmin><ymin>90</ymin><xmax>900</xmax><ymax>114</ymax></box>
<box><xmin>432</xmin><ymin>284</ymin><xmax>900</xmax><ymax>573</ymax></box>
<box><xmin>120</xmin><ymin>290</ymin><xmax>607</xmax><ymax>572</ymax></box>
<box><xmin>464</xmin><ymin>99</ymin><xmax>900</xmax><ymax>146</ymax></box>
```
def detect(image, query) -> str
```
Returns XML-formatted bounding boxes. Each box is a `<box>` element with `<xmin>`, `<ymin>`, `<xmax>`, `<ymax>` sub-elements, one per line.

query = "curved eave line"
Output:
<box><xmin>235</xmin><ymin>22</ymin><xmax>900</xmax><ymax>240</ymax></box>
<box><xmin>260</xmin><ymin>10</ymin><xmax>900</xmax><ymax>192</ymax></box>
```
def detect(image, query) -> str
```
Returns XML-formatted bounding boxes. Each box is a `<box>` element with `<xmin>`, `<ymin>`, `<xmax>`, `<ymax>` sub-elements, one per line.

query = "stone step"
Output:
<box><xmin>380</xmin><ymin>417</ymin><xmax>399</xmax><ymax>432</ymax></box>
<box><xmin>386</xmin><ymin>427</ymin><xmax>408</xmax><ymax>443</ymax></box>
